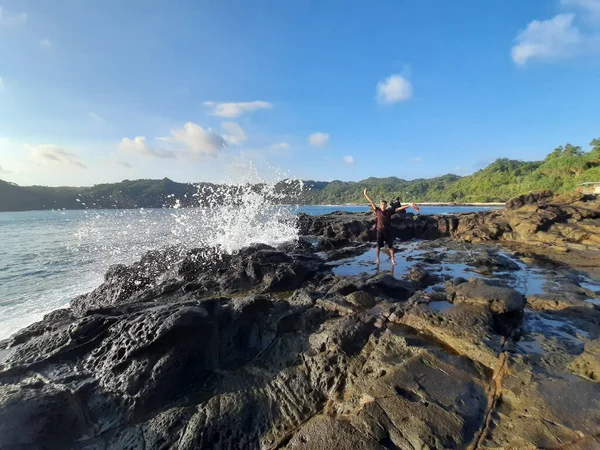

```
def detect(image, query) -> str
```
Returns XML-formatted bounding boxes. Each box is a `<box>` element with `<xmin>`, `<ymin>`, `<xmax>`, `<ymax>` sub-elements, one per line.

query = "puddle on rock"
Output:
<box><xmin>329</xmin><ymin>239</ymin><xmax>600</xmax><ymax>306</ymax></box>
<box><xmin>428</xmin><ymin>301</ymin><xmax>453</xmax><ymax>312</ymax></box>
<box><xmin>331</xmin><ymin>241</ymin><xmax>422</xmax><ymax>277</ymax></box>
<box><xmin>519</xmin><ymin>310</ymin><xmax>590</xmax><ymax>353</ymax></box>
<box><xmin>516</xmin><ymin>339</ymin><xmax>545</xmax><ymax>355</ymax></box>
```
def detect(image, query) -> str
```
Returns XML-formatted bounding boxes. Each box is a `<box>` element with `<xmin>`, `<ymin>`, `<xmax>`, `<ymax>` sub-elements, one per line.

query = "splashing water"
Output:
<box><xmin>71</xmin><ymin>163</ymin><xmax>303</xmax><ymax>266</ymax></box>
<box><xmin>0</xmin><ymin>164</ymin><xmax>303</xmax><ymax>340</ymax></box>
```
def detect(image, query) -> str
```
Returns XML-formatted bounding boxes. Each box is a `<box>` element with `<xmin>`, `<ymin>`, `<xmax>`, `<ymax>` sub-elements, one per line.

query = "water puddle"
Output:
<box><xmin>331</xmin><ymin>245</ymin><xmax>418</xmax><ymax>277</ymax></box>
<box><xmin>367</xmin><ymin>304</ymin><xmax>383</xmax><ymax>316</ymax></box>
<box><xmin>520</xmin><ymin>310</ymin><xmax>590</xmax><ymax>351</ymax></box>
<box><xmin>428</xmin><ymin>301</ymin><xmax>453</xmax><ymax>312</ymax></box>
<box><xmin>516</xmin><ymin>339</ymin><xmax>545</xmax><ymax>355</ymax></box>
<box><xmin>0</xmin><ymin>344</ymin><xmax>18</xmax><ymax>364</ymax></box>
<box><xmin>580</xmin><ymin>281</ymin><xmax>600</xmax><ymax>293</ymax></box>
<box><xmin>329</xmin><ymin>240</ymin><xmax>600</xmax><ymax>309</ymax></box>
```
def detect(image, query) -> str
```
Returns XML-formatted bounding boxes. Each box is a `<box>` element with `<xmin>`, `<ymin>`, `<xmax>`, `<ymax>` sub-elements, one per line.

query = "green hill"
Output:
<box><xmin>1</xmin><ymin>138</ymin><xmax>599</xmax><ymax>211</ymax></box>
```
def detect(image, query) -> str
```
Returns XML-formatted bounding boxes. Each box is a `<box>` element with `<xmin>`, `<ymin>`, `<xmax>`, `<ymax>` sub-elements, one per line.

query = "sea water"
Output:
<box><xmin>0</xmin><ymin>198</ymin><xmax>500</xmax><ymax>340</ymax></box>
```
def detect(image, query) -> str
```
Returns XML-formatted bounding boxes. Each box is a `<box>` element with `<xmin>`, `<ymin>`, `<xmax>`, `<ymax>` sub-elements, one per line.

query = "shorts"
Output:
<box><xmin>376</xmin><ymin>229</ymin><xmax>394</xmax><ymax>250</ymax></box>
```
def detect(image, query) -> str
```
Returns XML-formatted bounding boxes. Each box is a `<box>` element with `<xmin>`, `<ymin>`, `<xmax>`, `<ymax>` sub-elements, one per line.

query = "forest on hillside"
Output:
<box><xmin>295</xmin><ymin>138</ymin><xmax>600</xmax><ymax>204</ymax></box>
<box><xmin>1</xmin><ymin>139</ymin><xmax>599</xmax><ymax>211</ymax></box>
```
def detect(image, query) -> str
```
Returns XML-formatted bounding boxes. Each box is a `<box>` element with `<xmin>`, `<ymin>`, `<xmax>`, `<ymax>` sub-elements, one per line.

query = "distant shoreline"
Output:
<box><xmin>0</xmin><ymin>203</ymin><xmax>506</xmax><ymax>214</ymax></box>
<box><xmin>319</xmin><ymin>202</ymin><xmax>505</xmax><ymax>207</ymax></box>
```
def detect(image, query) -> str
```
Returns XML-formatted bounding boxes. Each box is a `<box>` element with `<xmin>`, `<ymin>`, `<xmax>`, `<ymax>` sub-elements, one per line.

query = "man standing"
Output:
<box><xmin>363</xmin><ymin>188</ymin><xmax>420</xmax><ymax>265</ymax></box>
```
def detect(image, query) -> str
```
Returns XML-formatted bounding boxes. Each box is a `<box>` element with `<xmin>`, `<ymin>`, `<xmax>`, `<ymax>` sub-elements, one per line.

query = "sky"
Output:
<box><xmin>1</xmin><ymin>0</ymin><xmax>600</xmax><ymax>186</ymax></box>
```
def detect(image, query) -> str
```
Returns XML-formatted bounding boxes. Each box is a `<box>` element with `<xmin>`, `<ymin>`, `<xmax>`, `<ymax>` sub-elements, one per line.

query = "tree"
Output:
<box><xmin>546</xmin><ymin>146</ymin><xmax>564</xmax><ymax>160</ymax></box>
<box><xmin>563</xmin><ymin>144</ymin><xmax>583</xmax><ymax>157</ymax></box>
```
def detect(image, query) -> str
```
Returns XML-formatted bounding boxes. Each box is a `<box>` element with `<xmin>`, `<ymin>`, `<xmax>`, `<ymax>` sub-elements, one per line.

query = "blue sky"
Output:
<box><xmin>1</xmin><ymin>0</ymin><xmax>599</xmax><ymax>186</ymax></box>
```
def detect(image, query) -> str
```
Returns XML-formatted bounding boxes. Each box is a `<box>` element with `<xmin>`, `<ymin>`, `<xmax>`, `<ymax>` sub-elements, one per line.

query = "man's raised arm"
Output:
<box><xmin>364</xmin><ymin>188</ymin><xmax>376</xmax><ymax>210</ymax></box>
<box><xmin>394</xmin><ymin>203</ymin><xmax>421</xmax><ymax>214</ymax></box>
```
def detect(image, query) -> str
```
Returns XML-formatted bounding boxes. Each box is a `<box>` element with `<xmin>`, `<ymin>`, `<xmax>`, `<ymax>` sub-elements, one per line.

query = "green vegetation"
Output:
<box><xmin>294</xmin><ymin>138</ymin><xmax>600</xmax><ymax>204</ymax></box>
<box><xmin>1</xmin><ymin>139</ymin><xmax>599</xmax><ymax>211</ymax></box>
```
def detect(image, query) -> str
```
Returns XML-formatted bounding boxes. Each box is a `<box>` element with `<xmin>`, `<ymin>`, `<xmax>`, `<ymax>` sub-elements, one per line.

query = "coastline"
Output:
<box><xmin>0</xmin><ymin>203</ymin><xmax>506</xmax><ymax>213</ymax></box>
<box><xmin>324</xmin><ymin>202</ymin><xmax>505</xmax><ymax>207</ymax></box>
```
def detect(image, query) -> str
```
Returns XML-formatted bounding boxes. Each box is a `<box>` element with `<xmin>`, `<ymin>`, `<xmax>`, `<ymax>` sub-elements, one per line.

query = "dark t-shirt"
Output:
<box><xmin>375</xmin><ymin>207</ymin><xmax>395</xmax><ymax>231</ymax></box>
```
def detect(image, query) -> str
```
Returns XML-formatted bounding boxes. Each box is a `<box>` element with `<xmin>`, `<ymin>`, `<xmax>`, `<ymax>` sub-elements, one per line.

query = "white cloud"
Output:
<box><xmin>221</xmin><ymin>122</ymin><xmax>247</xmax><ymax>145</ymax></box>
<box><xmin>119</xmin><ymin>136</ymin><xmax>148</xmax><ymax>153</ymax></box>
<box><xmin>0</xmin><ymin>76</ymin><xmax>3</xmax><ymax>90</ymax></box>
<box><xmin>309</xmin><ymin>132</ymin><xmax>330</xmax><ymax>148</ymax></box>
<box><xmin>511</xmin><ymin>14</ymin><xmax>583</xmax><ymax>65</ymax></box>
<box><xmin>0</xmin><ymin>165</ymin><xmax>12</xmax><ymax>174</ymax></box>
<box><xmin>118</xmin><ymin>136</ymin><xmax>177</xmax><ymax>159</ymax></box>
<box><xmin>413</xmin><ymin>157</ymin><xmax>422</xmax><ymax>163</ymax></box>
<box><xmin>343</xmin><ymin>155</ymin><xmax>355</xmax><ymax>165</ymax></box>
<box><xmin>27</xmin><ymin>144</ymin><xmax>87</xmax><ymax>169</ymax></box>
<box><xmin>121</xmin><ymin>122</ymin><xmax>227</xmax><ymax>159</ymax></box>
<box><xmin>170</xmin><ymin>122</ymin><xmax>226</xmax><ymax>157</ymax></box>
<box><xmin>562</xmin><ymin>0</ymin><xmax>600</xmax><ymax>18</ymax></box>
<box><xmin>0</xmin><ymin>6</ymin><xmax>27</xmax><ymax>26</ymax></box>
<box><xmin>376</xmin><ymin>74</ymin><xmax>413</xmax><ymax>104</ymax></box>
<box><xmin>89</xmin><ymin>112</ymin><xmax>104</xmax><ymax>122</ymax></box>
<box><xmin>270</xmin><ymin>142</ymin><xmax>290</xmax><ymax>151</ymax></box>
<box><xmin>204</xmin><ymin>101</ymin><xmax>272</xmax><ymax>118</ymax></box>
<box><xmin>40</xmin><ymin>38</ymin><xmax>52</xmax><ymax>48</ymax></box>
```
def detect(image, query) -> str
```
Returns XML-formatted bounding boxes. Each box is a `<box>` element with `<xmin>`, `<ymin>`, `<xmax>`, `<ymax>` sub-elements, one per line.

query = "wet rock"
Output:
<box><xmin>298</xmin><ymin>211</ymin><xmax>445</xmax><ymax>242</ymax></box>
<box><xmin>469</xmin><ymin>252</ymin><xmax>520</xmax><ymax>275</ymax></box>
<box><xmin>299</xmin><ymin>193</ymin><xmax>600</xmax><ymax>277</ymax></box>
<box><xmin>4</xmin><ymin>194</ymin><xmax>600</xmax><ymax>449</ymax></box>
<box><xmin>345</xmin><ymin>291</ymin><xmax>376</xmax><ymax>308</ymax></box>
<box><xmin>316</xmin><ymin>295</ymin><xmax>356</xmax><ymax>316</ymax></box>
<box><xmin>483</xmin><ymin>353</ymin><xmax>600</xmax><ymax>449</ymax></box>
<box><xmin>449</xmin><ymin>279</ymin><xmax>526</xmax><ymax>315</ymax></box>
<box><xmin>364</xmin><ymin>274</ymin><xmax>414</xmax><ymax>301</ymax></box>
<box><xmin>288</xmin><ymin>288</ymin><xmax>318</xmax><ymax>308</ymax></box>
<box><xmin>72</xmin><ymin>245</ymin><xmax>326</xmax><ymax>316</ymax></box>
<box><xmin>526</xmin><ymin>293</ymin><xmax>595</xmax><ymax>311</ymax></box>
<box><xmin>391</xmin><ymin>302</ymin><xmax>503</xmax><ymax>369</ymax></box>
<box><xmin>0</xmin><ymin>378</ymin><xmax>94</xmax><ymax>448</ymax></box>
<box><xmin>316</xmin><ymin>237</ymin><xmax>352</xmax><ymax>250</ymax></box>
<box><xmin>404</xmin><ymin>265</ymin><xmax>440</xmax><ymax>289</ymax></box>
<box><xmin>327</xmin><ymin>278</ymin><xmax>360</xmax><ymax>296</ymax></box>
<box><xmin>452</xmin><ymin>277</ymin><xmax>468</xmax><ymax>286</ymax></box>
<box><xmin>323</xmin><ymin>244</ymin><xmax>371</xmax><ymax>261</ymax></box>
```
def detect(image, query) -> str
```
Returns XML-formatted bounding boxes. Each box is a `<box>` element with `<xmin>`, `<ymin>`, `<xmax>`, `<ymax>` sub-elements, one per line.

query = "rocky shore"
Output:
<box><xmin>1</xmin><ymin>192</ymin><xmax>599</xmax><ymax>449</ymax></box>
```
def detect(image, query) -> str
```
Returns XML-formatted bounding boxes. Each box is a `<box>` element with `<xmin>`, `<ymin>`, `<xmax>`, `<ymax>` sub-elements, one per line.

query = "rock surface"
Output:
<box><xmin>1</xmin><ymin>193</ymin><xmax>599</xmax><ymax>449</ymax></box>
<box><xmin>299</xmin><ymin>192</ymin><xmax>600</xmax><ymax>277</ymax></box>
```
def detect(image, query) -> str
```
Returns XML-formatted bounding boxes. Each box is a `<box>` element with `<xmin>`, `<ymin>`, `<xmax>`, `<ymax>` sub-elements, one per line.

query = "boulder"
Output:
<box><xmin>449</xmin><ymin>279</ymin><xmax>526</xmax><ymax>315</ymax></box>
<box><xmin>345</xmin><ymin>291</ymin><xmax>376</xmax><ymax>308</ymax></box>
<box><xmin>364</xmin><ymin>274</ymin><xmax>415</xmax><ymax>301</ymax></box>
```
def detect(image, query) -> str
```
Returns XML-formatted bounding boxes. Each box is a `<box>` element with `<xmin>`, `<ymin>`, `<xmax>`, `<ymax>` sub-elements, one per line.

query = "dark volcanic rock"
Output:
<box><xmin>298</xmin><ymin>211</ymin><xmax>445</xmax><ymax>242</ymax></box>
<box><xmin>345</xmin><ymin>290</ymin><xmax>376</xmax><ymax>308</ymax></box>
<box><xmin>2</xmin><ymin>194</ymin><xmax>600</xmax><ymax>449</ymax></box>
<box><xmin>404</xmin><ymin>265</ymin><xmax>441</xmax><ymax>289</ymax></box>
<box><xmin>364</xmin><ymin>273</ymin><xmax>415</xmax><ymax>301</ymax></box>
<box><xmin>299</xmin><ymin>192</ymin><xmax>600</xmax><ymax>277</ymax></box>
<box><xmin>72</xmin><ymin>244</ymin><xmax>326</xmax><ymax>316</ymax></box>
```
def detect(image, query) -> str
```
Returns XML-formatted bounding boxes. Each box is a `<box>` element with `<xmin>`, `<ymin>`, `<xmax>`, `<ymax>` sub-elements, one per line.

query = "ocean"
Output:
<box><xmin>0</xmin><ymin>204</ymin><xmax>500</xmax><ymax>340</ymax></box>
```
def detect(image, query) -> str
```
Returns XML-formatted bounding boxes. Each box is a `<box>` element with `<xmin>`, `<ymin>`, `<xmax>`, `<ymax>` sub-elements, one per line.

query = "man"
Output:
<box><xmin>363</xmin><ymin>188</ymin><xmax>420</xmax><ymax>265</ymax></box>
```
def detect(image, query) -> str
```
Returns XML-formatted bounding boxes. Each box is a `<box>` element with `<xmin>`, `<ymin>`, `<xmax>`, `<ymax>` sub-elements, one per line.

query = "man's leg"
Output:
<box><xmin>386</xmin><ymin>232</ymin><xmax>396</xmax><ymax>265</ymax></box>
<box><xmin>376</xmin><ymin>230</ymin><xmax>384</xmax><ymax>264</ymax></box>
